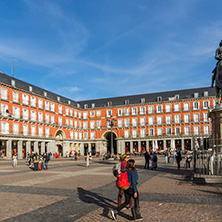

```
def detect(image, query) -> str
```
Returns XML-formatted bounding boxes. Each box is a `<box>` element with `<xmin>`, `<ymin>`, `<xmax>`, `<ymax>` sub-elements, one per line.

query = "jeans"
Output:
<box><xmin>45</xmin><ymin>161</ymin><xmax>48</xmax><ymax>169</ymax></box>
<box><xmin>165</xmin><ymin>156</ymin><xmax>168</xmax><ymax>163</ymax></box>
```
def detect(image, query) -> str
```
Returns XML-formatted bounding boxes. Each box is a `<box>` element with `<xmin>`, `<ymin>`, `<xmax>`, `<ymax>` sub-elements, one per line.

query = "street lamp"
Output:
<box><xmin>106</xmin><ymin>116</ymin><xmax>117</xmax><ymax>157</ymax></box>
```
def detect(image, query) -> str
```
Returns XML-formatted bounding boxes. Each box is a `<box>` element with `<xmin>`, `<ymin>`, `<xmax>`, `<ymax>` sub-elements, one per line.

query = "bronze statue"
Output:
<box><xmin>212</xmin><ymin>40</ymin><xmax>222</xmax><ymax>104</ymax></box>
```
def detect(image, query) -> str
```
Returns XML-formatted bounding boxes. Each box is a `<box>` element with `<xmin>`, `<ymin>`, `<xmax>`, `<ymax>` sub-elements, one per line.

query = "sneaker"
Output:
<box><xmin>135</xmin><ymin>217</ymin><xmax>143</xmax><ymax>221</ymax></box>
<box><xmin>110</xmin><ymin>210</ymin><xmax>117</xmax><ymax>221</ymax></box>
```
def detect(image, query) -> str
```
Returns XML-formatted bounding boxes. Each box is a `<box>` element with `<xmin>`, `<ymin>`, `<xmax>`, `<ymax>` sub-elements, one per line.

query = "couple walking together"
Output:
<box><xmin>111</xmin><ymin>154</ymin><xmax>143</xmax><ymax>221</ymax></box>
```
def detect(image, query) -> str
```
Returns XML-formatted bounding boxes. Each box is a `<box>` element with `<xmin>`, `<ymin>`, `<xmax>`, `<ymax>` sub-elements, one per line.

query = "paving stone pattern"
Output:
<box><xmin>0</xmin><ymin>156</ymin><xmax>221</xmax><ymax>222</ymax></box>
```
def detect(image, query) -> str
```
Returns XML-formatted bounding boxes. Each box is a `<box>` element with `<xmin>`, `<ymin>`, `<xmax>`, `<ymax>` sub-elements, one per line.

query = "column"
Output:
<box><xmin>191</xmin><ymin>138</ymin><xmax>194</xmax><ymax>151</ymax></box>
<box><xmin>80</xmin><ymin>143</ymin><xmax>84</xmax><ymax>156</ymax></box>
<box><xmin>181</xmin><ymin>138</ymin><xmax>185</xmax><ymax>151</ymax></box>
<box><xmin>88</xmin><ymin>143</ymin><xmax>92</xmax><ymax>153</ymax></box>
<box><xmin>117</xmin><ymin>140</ymin><xmax>121</xmax><ymax>154</ymax></box>
<box><xmin>41</xmin><ymin>142</ymin><xmax>45</xmax><ymax>155</ymax></box>
<box><xmin>130</xmin><ymin>141</ymin><xmax>133</xmax><ymax>153</ymax></box>
<box><xmin>18</xmin><ymin>140</ymin><xmax>23</xmax><ymax>159</ymax></box>
<box><xmin>6</xmin><ymin>139</ymin><xmax>12</xmax><ymax>159</ymax></box>
<box><xmin>26</xmin><ymin>141</ymin><xmax>31</xmax><ymax>154</ymax></box>
<box><xmin>138</xmin><ymin>141</ymin><xmax>141</xmax><ymax>153</ymax></box>
<box><xmin>34</xmin><ymin>141</ymin><xmax>38</xmax><ymax>153</ymax></box>
<box><xmin>163</xmin><ymin>140</ymin><xmax>167</xmax><ymax>151</ymax></box>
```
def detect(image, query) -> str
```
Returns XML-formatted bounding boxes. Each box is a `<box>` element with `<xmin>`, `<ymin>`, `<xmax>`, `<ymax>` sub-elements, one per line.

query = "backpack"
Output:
<box><xmin>153</xmin><ymin>155</ymin><xmax>157</xmax><ymax>162</ymax></box>
<box><xmin>116</xmin><ymin>170</ymin><xmax>130</xmax><ymax>190</ymax></box>
<box><xmin>113</xmin><ymin>162</ymin><xmax>121</xmax><ymax>177</ymax></box>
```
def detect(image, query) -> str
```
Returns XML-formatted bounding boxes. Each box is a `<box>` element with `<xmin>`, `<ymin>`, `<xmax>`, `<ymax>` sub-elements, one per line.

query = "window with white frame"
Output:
<box><xmin>203</xmin><ymin>113</ymin><xmax>209</xmax><ymax>122</ymax></box>
<box><xmin>51</xmin><ymin>103</ymin><xmax>55</xmax><ymax>112</ymax></box>
<box><xmin>22</xmin><ymin>94</ymin><xmax>29</xmax><ymax>105</ymax></box>
<box><xmin>204</xmin><ymin>91</ymin><xmax>208</xmax><ymax>97</ymax></box>
<box><xmin>203</xmin><ymin>101</ymin><xmax>209</xmax><ymax>109</ymax></box>
<box><xmin>79</xmin><ymin>121</ymin><xmax>81</xmax><ymax>129</ymax></box>
<box><xmin>204</xmin><ymin>125</ymin><xmax>210</xmax><ymax>134</ymax></box>
<box><xmin>124</xmin><ymin>108</ymin><xmax>129</xmax><ymax>115</ymax></box>
<box><xmin>1</xmin><ymin>88</ymin><xmax>8</xmax><ymax>100</ymax></box>
<box><xmin>12</xmin><ymin>80</ymin><xmax>15</xmax><ymax>86</ymax></box>
<box><xmin>22</xmin><ymin>108</ymin><xmax>29</xmax><ymax>120</ymax></box>
<box><xmin>184</xmin><ymin>126</ymin><xmax>190</xmax><ymax>135</ymax></box>
<box><xmin>51</xmin><ymin>115</ymin><xmax>55</xmax><ymax>124</ymax></box>
<box><xmin>174</xmin><ymin>103</ymin><xmax>180</xmax><ymax>112</ymax></box>
<box><xmin>118</xmin><ymin>119</ymin><xmax>123</xmax><ymax>127</ymax></box>
<box><xmin>140</xmin><ymin>128</ymin><xmax>146</xmax><ymax>137</ymax></box>
<box><xmin>70</xmin><ymin>131</ymin><xmax>73</xmax><ymax>139</ymax></box>
<box><xmin>193</xmin><ymin>113</ymin><xmax>200</xmax><ymax>122</ymax></box>
<box><xmin>74</xmin><ymin>120</ymin><xmax>77</xmax><ymax>128</ymax></box>
<box><xmin>156</xmin><ymin>105</ymin><xmax>163</xmax><ymax>113</ymax></box>
<box><xmin>141</xmin><ymin>98</ymin><xmax>145</xmax><ymax>103</ymax></box>
<box><xmin>1</xmin><ymin>104</ymin><xmax>9</xmax><ymax>116</ymax></box>
<box><xmin>38</xmin><ymin>126</ymin><xmax>43</xmax><ymax>136</ymax></box>
<box><xmin>13</xmin><ymin>123</ymin><xmax>19</xmax><ymax>134</ymax></box>
<box><xmin>90</xmin><ymin>121</ymin><xmax>95</xmax><ymax>129</ymax></box>
<box><xmin>1</xmin><ymin>122</ymin><xmax>9</xmax><ymax>134</ymax></box>
<box><xmin>149</xmin><ymin>128</ymin><xmax>154</xmax><ymax>136</ymax></box>
<box><xmin>118</xmin><ymin>109</ymin><xmax>123</xmax><ymax>116</ymax></box>
<box><xmin>79</xmin><ymin>132</ymin><xmax>82</xmax><ymax>139</ymax></box>
<box><xmin>157</xmin><ymin>128</ymin><xmax>163</xmax><ymax>135</ymax></box>
<box><xmin>175</xmin><ymin>127</ymin><xmax>181</xmax><ymax>135</ymax></box>
<box><xmin>96</xmin><ymin>110</ymin><xmax>101</xmax><ymax>116</ymax></box>
<box><xmin>66</xmin><ymin>108</ymin><xmax>69</xmax><ymax>116</ymax></box>
<box><xmin>124</xmin><ymin>118</ymin><xmax>130</xmax><ymax>127</ymax></box>
<box><xmin>13</xmin><ymin>106</ymin><xmax>20</xmax><ymax>118</ymax></box>
<box><xmin>157</xmin><ymin>116</ymin><xmax>162</xmax><ymax>125</ymax></box>
<box><xmin>140</xmin><ymin>117</ymin><xmax>146</xmax><ymax>126</ymax></box>
<box><xmin>97</xmin><ymin>120</ymin><xmax>101</xmax><ymax>128</ymax></box>
<box><xmin>83</xmin><ymin>122</ymin><xmax>88</xmax><ymax>129</ymax></box>
<box><xmin>75</xmin><ymin>132</ymin><xmax>78</xmax><ymax>139</ymax></box>
<box><xmin>124</xmin><ymin>130</ymin><xmax>130</xmax><ymax>138</ymax></box>
<box><xmin>29</xmin><ymin>85</ymin><xmax>32</xmax><ymax>91</ymax></box>
<box><xmin>31</xmin><ymin>96</ymin><xmax>36</xmax><ymax>107</ymax></box>
<box><xmin>106</xmin><ymin>110</ymin><xmax>112</xmax><ymax>117</ymax></box>
<box><xmin>70</xmin><ymin>119</ymin><xmax>73</xmax><ymax>127</ymax></box>
<box><xmin>132</xmin><ymin>107</ymin><xmax>138</xmax><ymax>115</ymax></box>
<box><xmin>38</xmin><ymin>112</ymin><xmax>43</xmax><ymax>122</ymax></box>
<box><xmin>166</xmin><ymin>127</ymin><xmax>172</xmax><ymax>135</ymax></box>
<box><xmin>78</xmin><ymin>111</ymin><xmax>82</xmax><ymax>118</ymax></box>
<box><xmin>140</xmin><ymin>106</ymin><xmax>146</xmax><ymax>115</ymax></box>
<box><xmin>12</xmin><ymin>91</ymin><xmax>19</xmax><ymax>103</ymax></box>
<box><xmin>90</xmin><ymin>111</ymin><xmax>95</xmax><ymax>117</ymax></box>
<box><xmin>148</xmin><ymin>117</ymin><xmax>154</xmax><ymax>125</ymax></box>
<box><xmin>83</xmin><ymin>132</ymin><xmax>88</xmax><ymax>139</ymax></box>
<box><xmin>90</xmin><ymin>132</ymin><xmax>95</xmax><ymax>139</ymax></box>
<box><xmin>132</xmin><ymin>118</ymin><xmax>137</xmax><ymax>127</ymax></box>
<box><xmin>166</xmin><ymin>115</ymin><xmax>172</xmax><ymax>124</ymax></box>
<box><xmin>165</xmin><ymin>104</ymin><xmax>171</xmax><ymax>112</ymax></box>
<box><xmin>31</xmin><ymin>110</ymin><xmax>36</xmax><ymax>121</ymax></box>
<box><xmin>194</xmin><ymin>93</ymin><xmax>199</xmax><ymax>98</ymax></box>
<box><xmin>213</xmin><ymin>100</ymin><xmax>217</xmax><ymax>108</ymax></box>
<box><xmin>45</xmin><ymin>101</ymin><xmax>49</xmax><ymax>110</ymax></box>
<box><xmin>183</xmin><ymin>102</ymin><xmax>190</xmax><ymax>111</ymax></box>
<box><xmin>184</xmin><ymin>114</ymin><xmax>190</xmax><ymax>123</ymax></box>
<box><xmin>148</xmin><ymin>106</ymin><xmax>154</xmax><ymax>114</ymax></box>
<box><xmin>23</xmin><ymin>124</ymin><xmax>28</xmax><ymax>136</ymax></box>
<box><xmin>70</xmin><ymin>109</ymin><xmax>73</xmax><ymax>116</ymax></box>
<box><xmin>45</xmin><ymin>128</ymin><xmax>50</xmax><ymax>137</ymax></box>
<box><xmin>58</xmin><ymin>117</ymin><xmax>62</xmax><ymax>126</ymax></box>
<box><xmin>83</xmin><ymin>112</ymin><xmax>88</xmax><ymax>119</ymax></box>
<box><xmin>45</xmin><ymin>114</ymin><xmax>49</xmax><ymax>123</ymax></box>
<box><xmin>193</xmin><ymin>101</ymin><xmax>200</xmax><ymax>110</ymax></box>
<box><xmin>58</xmin><ymin>105</ymin><xmax>63</xmax><ymax>114</ymax></box>
<box><xmin>38</xmin><ymin>99</ymin><xmax>43</xmax><ymax>109</ymax></box>
<box><xmin>74</xmin><ymin>110</ymin><xmax>77</xmax><ymax>117</ymax></box>
<box><xmin>132</xmin><ymin>129</ymin><xmax>137</xmax><ymax>138</ymax></box>
<box><xmin>174</xmin><ymin>115</ymin><xmax>180</xmax><ymax>124</ymax></box>
<box><xmin>194</xmin><ymin>126</ymin><xmax>200</xmax><ymax>135</ymax></box>
<box><xmin>31</xmin><ymin>125</ymin><xmax>36</xmax><ymax>136</ymax></box>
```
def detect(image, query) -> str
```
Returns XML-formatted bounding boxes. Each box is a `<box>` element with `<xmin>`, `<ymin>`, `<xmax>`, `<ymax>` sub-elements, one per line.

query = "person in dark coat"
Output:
<box><xmin>144</xmin><ymin>151</ymin><xmax>150</xmax><ymax>169</ymax></box>
<box><xmin>176</xmin><ymin>149</ymin><xmax>182</xmax><ymax>169</ymax></box>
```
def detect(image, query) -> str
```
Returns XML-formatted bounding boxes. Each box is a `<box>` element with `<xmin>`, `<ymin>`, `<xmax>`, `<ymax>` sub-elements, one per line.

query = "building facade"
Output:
<box><xmin>0</xmin><ymin>72</ymin><xmax>216</xmax><ymax>159</ymax></box>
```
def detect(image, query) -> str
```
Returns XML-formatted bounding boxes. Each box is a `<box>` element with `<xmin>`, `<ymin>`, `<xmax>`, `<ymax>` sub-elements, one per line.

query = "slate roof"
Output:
<box><xmin>0</xmin><ymin>71</ymin><xmax>216</xmax><ymax>109</ymax></box>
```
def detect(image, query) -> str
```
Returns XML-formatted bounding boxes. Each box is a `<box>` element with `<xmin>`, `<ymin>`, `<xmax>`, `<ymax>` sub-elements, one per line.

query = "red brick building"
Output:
<box><xmin>0</xmin><ymin>72</ymin><xmax>216</xmax><ymax>159</ymax></box>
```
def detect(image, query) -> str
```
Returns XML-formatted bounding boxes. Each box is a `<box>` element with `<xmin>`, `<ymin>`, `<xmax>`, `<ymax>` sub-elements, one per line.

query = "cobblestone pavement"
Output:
<box><xmin>0</xmin><ymin>156</ymin><xmax>221</xmax><ymax>222</ymax></box>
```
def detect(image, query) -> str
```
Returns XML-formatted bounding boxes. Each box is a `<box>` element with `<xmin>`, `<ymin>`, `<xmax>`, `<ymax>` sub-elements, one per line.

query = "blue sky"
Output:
<box><xmin>0</xmin><ymin>0</ymin><xmax>222</xmax><ymax>101</ymax></box>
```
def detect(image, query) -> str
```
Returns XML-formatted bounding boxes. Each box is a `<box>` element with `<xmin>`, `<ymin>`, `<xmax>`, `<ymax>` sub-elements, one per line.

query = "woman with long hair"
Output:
<box><xmin>111</xmin><ymin>159</ymin><xmax>143</xmax><ymax>221</ymax></box>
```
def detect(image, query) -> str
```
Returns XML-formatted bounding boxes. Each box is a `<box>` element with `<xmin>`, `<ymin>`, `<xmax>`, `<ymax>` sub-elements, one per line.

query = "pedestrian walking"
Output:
<box><xmin>117</xmin><ymin>154</ymin><xmax>133</xmax><ymax>208</ymax></box>
<box><xmin>144</xmin><ymin>151</ymin><xmax>150</xmax><ymax>169</ymax></box>
<box><xmin>86</xmin><ymin>152</ymin><xmax>90</xmax><ymax>167</ymax></box>
<box><xmin>164</xmin><ymin>150</ymin><xmax>168</xmax><ymax>163</ymax></box>
<box><xmin>111</xmin><ymin>159</ymin><xmax>143</xmax><ymax>221</ymax></box>
<box><xmin>173</xmin><ymin>149</ymin><xmax>176</xmax><ymax>163</ymax></box>
<box><xmin>151</xmin><ymin>152</ymin><xmax>158</xmax><ymax>170</ymax></box>
<box><xmin>12</xmin><ymin>153</ymin><xmax>17</xmax><ymax>168</ymax></box>
<box><xmin>176</xmin><ymin>148</ymin><xmax>182</xmax><ymax>169</ymax></box>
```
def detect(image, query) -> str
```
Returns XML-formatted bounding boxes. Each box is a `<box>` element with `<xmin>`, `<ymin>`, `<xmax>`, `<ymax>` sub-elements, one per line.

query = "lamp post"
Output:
<box><xmin>106</xmin><ymin>116</ymin><xmax>117</xmax><ymax>157</ymax></box>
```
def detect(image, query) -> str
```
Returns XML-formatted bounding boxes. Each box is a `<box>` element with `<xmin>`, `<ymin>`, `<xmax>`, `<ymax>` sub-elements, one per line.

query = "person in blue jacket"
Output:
<box><xmin>111</xmin><ymin>159</ymin><xmax>143</xmax><ymax>221</ymax></box>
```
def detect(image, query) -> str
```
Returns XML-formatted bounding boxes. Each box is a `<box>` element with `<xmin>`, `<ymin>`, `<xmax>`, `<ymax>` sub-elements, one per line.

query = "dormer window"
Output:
<box><xmin>194</xmin><ymin>93</ymin><xmax>199</xmax><ymax>98</ymax></box>
<box><xmin>157</xmin><ymin>96</ymin><xmax>162</xmax><ymax>102</ymax></box>
<box><xmin>44</xmin><ymin>91</ymin><xmax>47</xmax><ymax>97</ymax></box>
<box><xmin>204</xmin><ymin>91</ymin><xmax>208</xmax><ymax>97</ymax></box>
<box><xmin>107</xmin><ymin>101</ymin><xmax>112</xmax><ymax>106</ymax></box>
<box><xmin>29</xmin><ymin>86</ymin><xmax>32</xmax><ymax>92</ymax></box>
<box><xmin>57</xmin><ymin>96</ymin><xmax>60</xmax><ymax>102</ymax></box>
<box><xmin>125</xmin><ymin>100</ymin><xmax>129</xmax><ymax>105</ymax></box>
<box><xmin>68</xmin><ymin>100</ymin><xmax>71</xmax><ymax>105</ymax></box>
<box><xmin>92</xmin><ymin>103</ymin><xmax>95</xmax><ymax>108</ymax></box>
<box><xmin>84</xmin><ymin>104</ymin><xmax>88</xmax><ymax>109</ymax></box>
<box><xmin>175</xmin><ymin>94</ymin><xmax>179</xmax><ymax>100</ymax></box>
<box><xmin>77</xmin><ymin>104</ymin><xmax>80</xmax><ymax>108</ymax></box>
<box><xmin>141</xmin><ymin>98</ymin><xmax>145</xmax><ymax>103</ymax></box>
<box><xmin>11</xmin><ymin>80</ymin><xmax>15</xmax><ymax>87</ymax></box>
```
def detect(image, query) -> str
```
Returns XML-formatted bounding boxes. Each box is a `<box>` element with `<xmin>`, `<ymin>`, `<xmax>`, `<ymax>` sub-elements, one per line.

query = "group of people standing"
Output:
<box><xmin>144</xmin><ymin>151</ymin><xmax>158</xmax><ymax>170</ymax></box>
